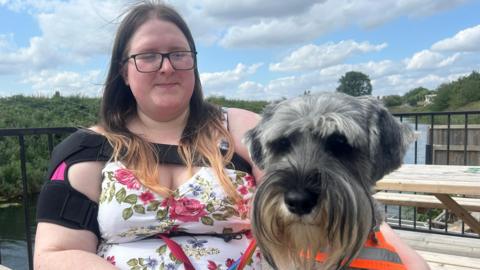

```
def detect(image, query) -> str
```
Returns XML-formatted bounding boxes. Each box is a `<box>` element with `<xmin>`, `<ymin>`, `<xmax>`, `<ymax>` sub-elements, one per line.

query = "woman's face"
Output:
<box><xmin>123</xmin><ymin>18</ymin><xmax>195</xmax><ymax>122</ymax></box>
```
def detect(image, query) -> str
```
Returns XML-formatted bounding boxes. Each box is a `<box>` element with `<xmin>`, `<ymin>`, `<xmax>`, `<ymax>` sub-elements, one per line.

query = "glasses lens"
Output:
<box><xmin>169</xmin><ymin>51</ymin><xmax>195</xmax><ymax>70</ymax></box>
<box><xmin>134</xmin><ymin>53</ymin><xmax>163</xmax><ymax>72</ymax></box>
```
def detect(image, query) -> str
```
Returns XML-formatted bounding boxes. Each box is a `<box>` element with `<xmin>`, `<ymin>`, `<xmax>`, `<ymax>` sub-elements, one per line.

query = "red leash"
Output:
<box><xmin>158</xmin><ymin>234</ymin><xmax>195</xmax><ymax>270</ymax></box>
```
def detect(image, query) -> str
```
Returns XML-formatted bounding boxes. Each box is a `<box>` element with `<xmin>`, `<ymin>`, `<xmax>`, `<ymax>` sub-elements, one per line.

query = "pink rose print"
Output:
<box><xmin>207</xmin><ymin>260</ymin><xmax>218</xmax><ymax>270</ymax></box>
<box><xmin>236</xmin><ymin>199</ymin><xmax>250</xmax><ymax>217</ymax></box>
<box><xmin>237</xmin><ymin>185</ymin><xmax>249</xmax><ymax>195</ymax></box>
<box><xmin>106</xmin><ymin>255</ymin><xmax>116</xmax><ymax>265</ymax></box>
<box><xmin>244</xmin><ymin>174</ymin><xmax>256</xmax><ymax>188</ymax></box>
<box><xmin>115</xmin><ymin>168</ymin><xmax>141</xmax><ymax>190</ymax></box>
<box><xmin>139</xmin><ymin>191</ymin><xmax>154</xmax><ymax>205</ymax></box>
<box><xmin>166</xmin><ymin>197</ymin><xmax>208</xmax><ymax>222</ymax></box>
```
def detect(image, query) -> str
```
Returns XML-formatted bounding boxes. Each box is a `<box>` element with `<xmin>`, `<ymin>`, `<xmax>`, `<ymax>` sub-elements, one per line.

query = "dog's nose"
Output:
<box><xmin>284</xmin><ymin>189</ymin><xmax>318</xmax><ymax>215</ymax></box>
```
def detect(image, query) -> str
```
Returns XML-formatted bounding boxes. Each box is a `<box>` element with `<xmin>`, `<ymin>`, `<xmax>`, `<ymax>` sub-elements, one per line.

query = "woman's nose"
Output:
<box><xmin>158</xmin><ymin>57</ymin><xmax>175</xmax><ymax>73</ymax></box>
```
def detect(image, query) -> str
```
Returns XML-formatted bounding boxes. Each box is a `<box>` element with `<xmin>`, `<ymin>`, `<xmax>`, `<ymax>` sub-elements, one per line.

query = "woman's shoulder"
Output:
<box><xmin>223</xmin><ymin>108</ymin><xmax>264</xmax><ymax>179</ymax></box>
<box><xmin>225</xmin><ymin>108</ymin><xmax>260</xmax><ymax>132</ymax></box>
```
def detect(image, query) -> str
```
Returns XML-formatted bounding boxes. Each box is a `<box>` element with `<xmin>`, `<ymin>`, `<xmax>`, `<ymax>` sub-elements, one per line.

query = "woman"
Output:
<box><xmin>34</xmin><ymin>1</ymin><xmax>428</xmax><ymax>269</ymax></box>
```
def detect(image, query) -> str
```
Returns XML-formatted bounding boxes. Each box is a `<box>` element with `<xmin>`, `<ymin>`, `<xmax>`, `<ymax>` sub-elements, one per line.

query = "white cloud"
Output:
<box><xmin>235</xmin><ymin>81</ymin><xmax>268</xmax><ymax>100</ymax></box>
<box><xmin>0</xmin><ymin>0</ymin><xmax>61</xmax><ymax>13</ymax></box>
<box><xmin>215</xmin><ymin>0</ymin><xmax>465</xmax><ymax>48</ymax></box>
<box><xmin>21</xmin><ymin>70</ymin><xmax>103</xmax><ymax>96</ymax></box>
<box><xmin>202</xmin><ymin>0</ymin><xmax>321</xmax><ymax>19</ymax></box>
<box><xmin>270</xmin><ymin>41</ymin><xmax>387</xmax><ymax>72</ymax></box>
<box><xmin>200</xmin><ymin>63</ymin><xmax>263</xmax><ymax>96</ymax></box>
<box><xmin>0</xmin><ymin>0</ymin><xmax>123</xmax><ymax>75</ymax></box>
<box><xmin>431</xmin><ymin>24</ymin><xmax>480</xmax><ymax>52</ymax></box>
<box><xmin>404</xmin><ymin>50</ymin><xmax>461</xmax><ymax>70</ymax></box>
<box><xmin>35</xmin><ymin>0</ymin><xmax>123</xmax><ymax>58</ymax></box>
<box><xmin>219</xmin><ymin>17</ymin><xmax>320</xmax><ymax>48</ymax></box>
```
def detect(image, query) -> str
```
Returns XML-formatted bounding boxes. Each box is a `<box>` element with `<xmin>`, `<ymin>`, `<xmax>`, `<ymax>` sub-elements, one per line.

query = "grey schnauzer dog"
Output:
<box><xmin>244</xmin><ymin>92</ymin><xmax>415</xmax><ymax>269</ymax></box>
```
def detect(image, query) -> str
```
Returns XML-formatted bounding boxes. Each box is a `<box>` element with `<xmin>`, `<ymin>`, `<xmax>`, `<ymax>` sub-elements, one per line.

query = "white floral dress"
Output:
<box><xmin>97</xmin><ymin>161</ymin><xmax>262</xmax><ymax>270</ymax></box>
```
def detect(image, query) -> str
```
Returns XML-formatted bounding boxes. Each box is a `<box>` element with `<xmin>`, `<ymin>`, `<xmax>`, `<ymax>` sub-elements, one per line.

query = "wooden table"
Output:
<box><xmin>375</xmin><ymin>164</ymin><xmax>480</xmax><ymax>234</ymax></box>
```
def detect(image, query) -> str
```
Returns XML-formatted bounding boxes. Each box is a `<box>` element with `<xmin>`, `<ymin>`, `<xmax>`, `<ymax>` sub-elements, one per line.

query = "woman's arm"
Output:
<box><xmin>380</xmin><ymin>223</ymin><xmax>430</xmax><ymax>270</ymax></box>
<box><xmin>34</xmin><ymin>223</ymin><xmax>117</xmax><ymax>269</ymax></box>
<box><xmin>34</xmin><ymin>161</ymin><xmax>116</xmax><ymax>269</ymax></box>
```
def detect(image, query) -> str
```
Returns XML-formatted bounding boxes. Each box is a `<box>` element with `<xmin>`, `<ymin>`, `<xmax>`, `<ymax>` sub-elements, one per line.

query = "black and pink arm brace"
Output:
<box><xmin>36</xmin><ymin>130</ymin><xmax>111</xmax><ymax>238</ymax></box>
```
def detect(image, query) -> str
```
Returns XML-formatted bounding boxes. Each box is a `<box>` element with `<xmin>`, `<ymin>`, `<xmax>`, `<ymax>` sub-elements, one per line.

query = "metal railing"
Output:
<box><xmin>387</xmin><ymin>110</ymin><xmax>480</xmax><ymax>238</ymax></box>
<box><xmin>0</xmin><ymin>110</ymin><xmax>480</xmax><ymax>268</ymax></box>
<box><xmin>0</xmin><ymin>127</ymin><xmax>77</xmax><ymax>270</ymax></box>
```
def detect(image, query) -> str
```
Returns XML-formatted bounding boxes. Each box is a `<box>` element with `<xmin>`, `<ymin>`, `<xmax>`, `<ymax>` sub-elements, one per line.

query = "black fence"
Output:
<box><xmin>0</xmin><ymin>110</ymin><xmax>480</xmax><ymax>269</ymax></box>
<box><xmin>388</xmin><ymin>110</ymin><xmax>480</xmax><ymax>238</ymax></box>
<box><xmin>0</xmin><ymin>127</ymin><xmax>76</xmax><ymax>270</ymax></box>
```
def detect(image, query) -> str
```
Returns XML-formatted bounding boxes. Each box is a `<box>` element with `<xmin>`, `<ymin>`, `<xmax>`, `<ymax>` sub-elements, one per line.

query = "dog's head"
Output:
<box><xmin>244</xmin><ymin>92</ymin><xmax>415</xmax><ymax>269</ymax></box>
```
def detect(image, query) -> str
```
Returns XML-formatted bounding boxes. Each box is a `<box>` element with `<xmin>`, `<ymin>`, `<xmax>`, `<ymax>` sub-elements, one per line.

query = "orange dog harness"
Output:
<box><xmin>314</xmin><ymin>230</ymin><xmax>407</xmax><ymax>270</ymax></box>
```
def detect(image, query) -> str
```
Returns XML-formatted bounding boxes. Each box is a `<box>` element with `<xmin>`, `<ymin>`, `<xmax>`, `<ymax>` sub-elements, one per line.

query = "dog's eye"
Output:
<box><xmin>269</xmin><ymin>137</ymin><xmax>291</xmax><ymax>154</ymax></box>
<box><xmin>325</xmin><ymin>133</ymin><xmax>353</xmax><ymax>156</ymax></box>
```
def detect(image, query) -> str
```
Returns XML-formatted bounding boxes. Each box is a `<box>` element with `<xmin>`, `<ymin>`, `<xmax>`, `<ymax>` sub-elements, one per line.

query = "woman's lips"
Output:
<box><xmin>155</xmin><ymin>82</ymin><xmax>178</xmax><ymax>89</ymax></box>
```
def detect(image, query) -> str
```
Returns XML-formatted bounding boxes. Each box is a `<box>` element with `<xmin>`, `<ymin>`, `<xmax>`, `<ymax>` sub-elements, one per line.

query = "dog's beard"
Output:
<box><xmin>252</xmin><ymin>170</ymin><xmax>376</xmax><ymax>270</ymax></box>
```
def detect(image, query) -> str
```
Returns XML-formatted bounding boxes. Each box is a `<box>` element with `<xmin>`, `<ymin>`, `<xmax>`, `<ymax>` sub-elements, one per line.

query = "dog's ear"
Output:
<box><xmin>366</xmin><ymin>99</ymin><xmax>416</xmax><ymax>181</ymax></box>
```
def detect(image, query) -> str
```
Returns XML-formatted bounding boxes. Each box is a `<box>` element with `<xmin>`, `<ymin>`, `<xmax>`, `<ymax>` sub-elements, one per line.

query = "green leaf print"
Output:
<box><xmin>99</xmin><ymin>191</ymin><xmax>107</xmax><ymax>204</ymax></box>
<box><xmin>122</xmin><ymin>207</ymin><xmax>134</xmax><ymax>220</ymax></box>
<box><xmin>223</xmin><ymin>211</ymin><xmax>233</xmax><ymax>219</ymax></box>
<box><xmin>138</xmin><ymin>258</ymin><xmax>145</xmax><ymax>266</ymax></box>
<box><xmin>224</xmin><ymin>206</ymin><xmax>239</xmax><ymax>216</ymax></box>
<box><xmin>236</xmin><ymin>171</ymin><xmax>247</xmax><ymax>177</ymax></box>
<box><xmin>212</xmin><ymin>213</ymin><xmax>227</xmax><ymax>221</ymax></box>
<box><xmin>201</xmin><ymin>216</ymin><xmax>214</xmax><ymax>225</ymax></box>
<box><xmin>146</xmin><ymin>200</ymin><xmax>160</xmax><ymax>211</ymax></box>
<box><xmin>108</xmin><ymin>183</ymin><xmax>115</xmax><ymax>202</ymax></box>
<box><xmin>206</xmin><ymin>203</ymin><xmax>215</xmax><ymax>213</ymax></box>
<box><xmin>223</xmin><ymin>228</ymin><xmax>233</xmax><ymax>234</ymax></box>
<box><xmin>156</xmin><ymin>244</ymin><xmax>167</xmax><ymax>255</ymax></box>
<box><xmin>235</xmin><ymin>175</ymin><xmax>244</xmax><ymax>185</ymax></box>
<box><xmin>133</xmin><ymin>204</ymin><xmax>145</xmax><ymax>214</ymax></box>
<box><xmin>127</xmin><ymin>258</ymin><xmax>138</xmax><ymax>266</ymax></box>
<box><xmin>124</xmin><ymin>194</ymin><xmax>138</xmax><ymax>204</ymax></box>
<box><xmin>156</xmin><ymin>209</ymin><xmax>168</xmax><ymax>220</ymax></box>
<box><xmin>169</xmin><ymin>252</ymin><xmax>180</xmax><ymax>263</ymax></box>
<box><xmin>116</xmin><ymin>188</ymin><xmax>126</xmax><ymax>204</ymax></box>
<box><xmin>224</xmin><ymin>196</ymin><xmax>236</xmax><ymax>205</ymax></box>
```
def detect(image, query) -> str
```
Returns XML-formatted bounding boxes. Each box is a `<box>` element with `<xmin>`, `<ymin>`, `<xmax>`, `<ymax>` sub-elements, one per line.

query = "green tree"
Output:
<box><xmin>382</xmin><ymin>95</ymin><xmax>403</xmax><ymax>107</ymax></box>
<box><xmin>404</xmin><ymin>87</ymin><xmax>431</xmax><ymax>106</ymax></box>
<box><xmin>336</xmin><ymin>71</ymin><xmax>372</xmax><ymax>96</ymax></box>
<box><xmin>429</xmin><ymin>83</ymin><xmax>452</xmax><ymax>111</ymax></box>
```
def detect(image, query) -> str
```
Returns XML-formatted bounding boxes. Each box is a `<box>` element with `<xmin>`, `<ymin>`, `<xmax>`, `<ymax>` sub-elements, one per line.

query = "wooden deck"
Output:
<box><xmin>396</xmin><ymin>229</ymin><xmax>480</xmax><ymax>270</ymax></box>
<box><xmin>1</xmin><ymin>232</ymin><xmax>478</xmax><ymax>270</ymax></box>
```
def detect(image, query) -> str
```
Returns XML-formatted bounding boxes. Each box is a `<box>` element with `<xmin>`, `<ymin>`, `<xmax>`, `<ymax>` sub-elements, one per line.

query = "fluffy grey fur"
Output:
<box><xmin>244</xmin><ymin>92</ymin><xmax>415</xmax><ymax>269</ymax></box>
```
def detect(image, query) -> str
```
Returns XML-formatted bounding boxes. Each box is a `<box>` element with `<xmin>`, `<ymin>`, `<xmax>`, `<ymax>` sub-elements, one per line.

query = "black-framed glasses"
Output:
<box><xmin>124</xmin><ymin>51</ymin><xmax>197</xmax><ymax>73</ymax></box>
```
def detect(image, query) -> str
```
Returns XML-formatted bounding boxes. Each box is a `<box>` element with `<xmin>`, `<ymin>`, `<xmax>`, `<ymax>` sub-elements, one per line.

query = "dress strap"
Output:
<box><xmin>219</xmin><ymin>107</ymin><xmax>230</xmax><ymax>151</ymax></box>
<box><xmin>222</xmin><ymin>107</ymin><xmax>229</xmax><ymax>131</ymax></box>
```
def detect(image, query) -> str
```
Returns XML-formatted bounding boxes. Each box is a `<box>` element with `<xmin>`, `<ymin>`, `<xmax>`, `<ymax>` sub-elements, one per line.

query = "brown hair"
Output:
<box><xmin>100</xmin><ymin>1</ymin><xmax>239</xmax><ymax>200</ymax></box>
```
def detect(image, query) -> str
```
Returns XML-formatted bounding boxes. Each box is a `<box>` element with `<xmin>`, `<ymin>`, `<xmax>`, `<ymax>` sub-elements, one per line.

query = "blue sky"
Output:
<box><xmin>0</xmin><ymin>0</ymin><xmax>479</xmax><ymax>100</ymax></box>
